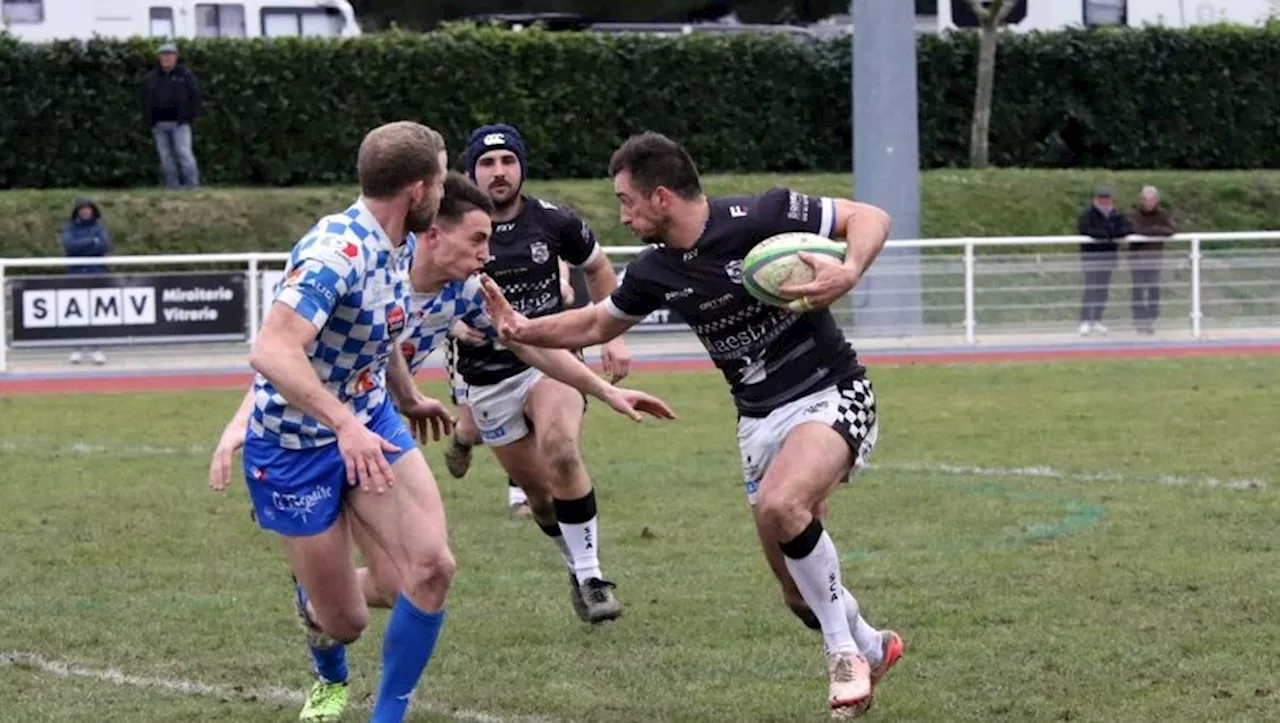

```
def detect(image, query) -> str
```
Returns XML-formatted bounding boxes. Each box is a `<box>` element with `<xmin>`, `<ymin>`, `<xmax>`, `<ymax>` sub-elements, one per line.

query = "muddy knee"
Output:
<box><xmin>538</xmin><ymin>431</ymin><xmax>582</xmax><ymax>482</ymax></box>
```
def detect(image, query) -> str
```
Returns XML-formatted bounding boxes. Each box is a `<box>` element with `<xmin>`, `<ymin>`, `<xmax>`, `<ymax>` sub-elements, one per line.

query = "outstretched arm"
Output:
<box><xmin>480</xmin><ymin>274</ymin><xmax>636</xmax><ymax>350</ymax></box>
<box><xmin>507</xmin><ymin>341</ymin><xmax>674</xmax><ymax>422</ymax></box>
<box><xmin>516</xmin><ymin>303</ymin><xmax>634</xmax><ymax>350</ymax></box>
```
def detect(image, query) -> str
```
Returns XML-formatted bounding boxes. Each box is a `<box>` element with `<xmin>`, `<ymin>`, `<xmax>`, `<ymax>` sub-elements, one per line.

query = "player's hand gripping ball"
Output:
<box><xmin>742</xmin><ymin>232</ymin><xmax>848</xmax><ymax>311</ymax></box>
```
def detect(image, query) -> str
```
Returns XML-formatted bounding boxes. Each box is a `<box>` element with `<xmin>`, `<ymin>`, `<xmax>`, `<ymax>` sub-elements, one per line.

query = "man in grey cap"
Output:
<box><xmin>141</xmin><ymin>42</ymin><xmax>203</xmax><ymax>189</ymax></box>
<box><xmin>1075</xmin><ymin>185</ymin><xmax>1133</xmax><ymax>335</ymax></box>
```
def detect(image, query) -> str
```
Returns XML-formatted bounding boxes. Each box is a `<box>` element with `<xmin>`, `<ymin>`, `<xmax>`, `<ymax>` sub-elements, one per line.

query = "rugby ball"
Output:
<box><xmin>742</xmin><ymin>232</ymin><xmax>847</xmax><ymax>308</ymax></box>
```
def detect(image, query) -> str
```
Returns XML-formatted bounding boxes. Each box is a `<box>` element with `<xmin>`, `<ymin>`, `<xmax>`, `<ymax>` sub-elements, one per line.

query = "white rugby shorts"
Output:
<box><xmin>737</xmin><ymin>377</ymin><xmax>878</xmax><ymax>505</ymax></box>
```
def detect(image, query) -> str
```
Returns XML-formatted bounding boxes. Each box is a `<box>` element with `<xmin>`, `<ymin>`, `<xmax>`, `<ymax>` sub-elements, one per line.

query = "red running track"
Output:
<box><xmin>3</xmin><ymin>343</ymin><xmax>1279</xmax><ymax>397</ymax></box>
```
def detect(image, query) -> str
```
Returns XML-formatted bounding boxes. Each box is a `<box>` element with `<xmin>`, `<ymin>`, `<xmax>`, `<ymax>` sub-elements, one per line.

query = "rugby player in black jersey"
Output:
<box><xmin>444</xmin><ymin>124</ymin><xmax>632</xmax><ymax>623</ymax></box>
<box><xmin>480</xmin><ymin>132</ymin><xmax>904</xmax><ymax>717</ymax></box>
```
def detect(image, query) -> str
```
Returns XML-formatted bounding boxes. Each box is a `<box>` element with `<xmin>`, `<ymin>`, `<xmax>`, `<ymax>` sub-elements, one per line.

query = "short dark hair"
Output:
<box><xmin>357</xmin><ymin>121</ymin><xmax>446</xmax><ymax>200</ymax></box>
<box><xmin>608</xmin><ymin>131</ymin><xmax>702</xmax><ymax>200</ymax></box>
<box><xmin>437</xmin><ymin>171</ymin><xmax>494</xmax><ymax>225</ymax></box>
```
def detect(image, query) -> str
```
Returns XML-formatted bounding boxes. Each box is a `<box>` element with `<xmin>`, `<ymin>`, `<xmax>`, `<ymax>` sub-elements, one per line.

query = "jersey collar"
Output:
<box><xmin>350</xmin><ymin>197</ymin><xmax>398</xmax><ymax>253</ymax></box>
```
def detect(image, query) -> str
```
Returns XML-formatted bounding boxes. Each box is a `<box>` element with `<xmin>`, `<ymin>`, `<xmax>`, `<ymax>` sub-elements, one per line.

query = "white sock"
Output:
<box><xmin>781</xmin><ymin>525</ymin><xmax>856</xmax><ymax>656</ymax></box>
<box><xmin>557</xmin><ymin>516</ymin><xmax>602</xmax><ymax>581</ymax></box>
<box><xmin>554</xmin><ymin>491</ymin><xmax>604</xmax><ymax>582</ymax></box>
<box><xmin>508</xmin><ymin>481</ymin><xmax>528</xmax><ymax>506</ymax></box>
<box><xmin>842</xmin><ymin>587</ymin><xmax>884</xmax><ymax>666</ymax></box>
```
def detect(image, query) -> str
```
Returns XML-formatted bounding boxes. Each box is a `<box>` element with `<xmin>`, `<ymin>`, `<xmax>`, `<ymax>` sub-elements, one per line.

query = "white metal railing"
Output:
<box><xmin>3</xmin><ymin>231</ymin><xmax>1279</xmax><ymax>373</ymax></box>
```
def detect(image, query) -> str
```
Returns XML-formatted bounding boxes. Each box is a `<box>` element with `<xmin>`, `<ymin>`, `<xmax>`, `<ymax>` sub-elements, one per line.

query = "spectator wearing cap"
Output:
<box><xmin>141</xmin><ymin>42</ymin><xmax>203</xmax><ymax>189</ymax></box>
<box><xmin>1076</xmin><ymin>185</ymin><xmax>1133</xmax><ymax>335</ymax></box>
<box><xmin>1126</xmin><ymin>185</ymin><xmax>1176</xmax><ymax>335</ymax></box>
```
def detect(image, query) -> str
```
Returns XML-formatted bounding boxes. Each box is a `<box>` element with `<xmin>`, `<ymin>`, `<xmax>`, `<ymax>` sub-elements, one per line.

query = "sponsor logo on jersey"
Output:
<box><xmin>342</xmin><ymin>242</ymin><xmax>359</xmax><ymax>258</ymax></box>
<box><xmin>386</xmin><ymin>304</ymin><xmax>406</xmax><ymax>335</ymax></box>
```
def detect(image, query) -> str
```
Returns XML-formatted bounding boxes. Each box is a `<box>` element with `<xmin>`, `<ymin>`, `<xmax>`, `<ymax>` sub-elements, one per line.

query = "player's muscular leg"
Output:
<box><xmin>756</xmin><ymin>494</ymin><xmax>835</xmax><ymax>628</ymax></box>
<box><xmin>525</xmin><ymin>377</ymin><xmax>591</xmax><ymax>498</ymax></box>
<box><xmin>519</xmin><ymin>375</ymin><xmax>619</xmax><ymax>621</ymax></box>
<box><xmin>349</xmin><ymin>516</ymin><xmax>400</xmax><ymax>609</ymax></box>
<box><xmin>279</xmin><ymin>517</ymin><xmax>368</xmax><ymax>643</ymax></box>
<box><xmin>348</xmin><ymin>449</ymin><xmax>456</xmax><ymax>612</ymax></box>
<box><xmin>489</xmin><ymin>437</ymin><xmax>557</xmax><ymax>525</ymax></box>
<box><xmin>755</xmin><ymin>423</ymin><xmax>853</xmax><ymax>542</ymax></box>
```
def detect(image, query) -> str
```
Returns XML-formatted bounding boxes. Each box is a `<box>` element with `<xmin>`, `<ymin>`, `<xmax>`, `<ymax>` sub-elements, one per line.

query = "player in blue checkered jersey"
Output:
<box><xmin>221</xmin><ymin>121</ymin><xmax>461</xmax><ymax>723</ymax></box>
<box><xmin>210</xmin><ymin>170</ymin><xmax>674</xmax><ymax>723</ymax></box>
<box><xmin>479</xmin><ymin>132</ymin><xmax>905</xmax><ymax>719</ymax></box>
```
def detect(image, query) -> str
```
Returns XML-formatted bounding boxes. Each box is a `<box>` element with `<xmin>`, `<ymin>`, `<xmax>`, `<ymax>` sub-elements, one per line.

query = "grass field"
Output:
<box><xmin>3</xmin><ymin>169</ymin><xmax>1280</xmax><ymax>260</ymax></box>
<box><xmin>2</xmin><ymin>356</ymin><xmax>1279</xmax><ymax>722</ymax></box>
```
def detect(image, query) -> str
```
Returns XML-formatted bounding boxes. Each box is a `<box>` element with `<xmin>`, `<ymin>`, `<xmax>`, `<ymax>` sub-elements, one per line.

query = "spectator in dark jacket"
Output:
<box><xmin>1126</xmin><ymin>185</ymin><xmax>1176</xmax><ymax>334</ymax></box>
<box><xmin>59</xmin><ymin>197</ymin><xmax>112</xmax><ymax>365</ymax></box>
<box><xmin>142</xmin><ymin>42</ymin><xmax>202</xmax><ymax>189</ymax></box>
<box><xmin>1076</xmin><ymin>186</ymin><xmax>1133</xmax><ymax>335</ymax></box>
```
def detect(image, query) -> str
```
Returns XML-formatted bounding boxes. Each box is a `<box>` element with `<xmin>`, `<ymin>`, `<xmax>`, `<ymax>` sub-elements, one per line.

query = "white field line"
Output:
<box><xmin>866</xmin><ymin>461</ymin><xmax>1267</xmax><ymax>490</ymax></box>
<box><xmin>0</xmin><ymin>651</ymin><xmax>557</xmax><ymax>723</ymax></box>
<box><xmin>1</xmin><ymin>438</ymin><xmax>1267</xmax><ymax>491</ymax></box>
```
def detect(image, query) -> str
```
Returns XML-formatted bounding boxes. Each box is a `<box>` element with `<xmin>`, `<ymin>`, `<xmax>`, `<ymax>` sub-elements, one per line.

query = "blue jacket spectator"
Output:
<box><xmin>60</xmin><ymin>197</ymin><xmax>112</xmax><ymax>274</ymax></box>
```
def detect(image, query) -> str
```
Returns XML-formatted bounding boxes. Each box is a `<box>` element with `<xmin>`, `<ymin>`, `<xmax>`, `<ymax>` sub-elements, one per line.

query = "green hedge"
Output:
<box><xmin>5</xmin><ymin>169</ymin><xmax>1279</xmax><ymax>263</ymax></box>
<box><xmin>2</xmin><ymin>24</ymin><xmax>1280</xmax><ymax>189</ymax></box>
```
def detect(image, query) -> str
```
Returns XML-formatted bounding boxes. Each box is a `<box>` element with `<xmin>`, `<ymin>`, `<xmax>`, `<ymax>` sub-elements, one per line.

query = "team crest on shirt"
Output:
<box><xmin>386</xmin><ymin>305</ymin><xmax>406</xmax><ymax>335</ymax></box>
<box><xmin>725</xmin><ymin>259</ymin><xmax>744</xmax><ymax>284</ymax></box>
<box><xmin>531</xmin><ymin>242</ymin><xmax>550</xmax><ymax>264</ymax></box>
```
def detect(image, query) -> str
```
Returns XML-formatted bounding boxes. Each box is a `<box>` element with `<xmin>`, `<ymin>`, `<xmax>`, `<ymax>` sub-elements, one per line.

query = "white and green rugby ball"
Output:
<box><xmin>742</xmin><ymin>232</ymin><xmax>847</xmax><ymax>308</ymax></box>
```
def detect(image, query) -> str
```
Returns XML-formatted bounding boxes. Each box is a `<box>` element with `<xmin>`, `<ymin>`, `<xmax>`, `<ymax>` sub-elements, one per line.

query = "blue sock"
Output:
<box><xmin>297</xmin><ymin>584</ymin><xmax>348</xmax><ymax>684</ymax></box>
<box><xmin>371</xmin><ymin>593</ymin><xmax>446</xmax><ymax>723</ymax></box>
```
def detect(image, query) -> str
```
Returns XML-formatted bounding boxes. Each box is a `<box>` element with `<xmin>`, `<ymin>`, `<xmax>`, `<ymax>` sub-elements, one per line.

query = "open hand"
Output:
<box><xmin>479</xmin><ymin>274</ymin><xmax>529</xmax><ymax>342</ymax></box>
<box><xmin>336</xmin><ymin>423</ymin><xmax>401</xmax><ymax>494</ymax></box>
<box><xmin>401</xmin><ymin>394</ymin><xmax>455</xmax><ymax>444</ymax></box>
<box><xmin>601</xmin><ymin>387</ymin><xmax>677</xmax><ymax>423</ymax></box>
<box><xmin>777</xmin><ymin>251</ymin><xmax>859</xmax><ymax>312</ymax></box>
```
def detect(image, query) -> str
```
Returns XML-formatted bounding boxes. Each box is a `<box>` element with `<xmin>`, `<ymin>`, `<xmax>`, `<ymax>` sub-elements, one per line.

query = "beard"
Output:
<box><xmin>488</xmin><ymin>181</ymin><xmax>520</xmax><ymax>211</ymax></box>
<box><xmin>405</xmin><ymin>199</ymin><xmax>438</xmax><ymax>235</ymax></box>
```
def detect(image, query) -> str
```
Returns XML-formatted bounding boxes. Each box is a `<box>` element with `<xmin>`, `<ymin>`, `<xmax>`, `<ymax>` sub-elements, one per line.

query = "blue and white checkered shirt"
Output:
<box><xmin>397</xmin><ymin>275</ymin><xmax>495</xmax><ymax>373</ymax></box>
<box><xmin>249</xmin><ymin>199</ymin><xmax>414</xmax><ymax>449</ymax></box>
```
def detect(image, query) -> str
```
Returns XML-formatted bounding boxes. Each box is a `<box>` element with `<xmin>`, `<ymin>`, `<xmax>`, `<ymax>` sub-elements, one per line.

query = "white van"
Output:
<box><xmin>2</xmin><ymin>0</ymin><xmax>361</xmax><ymax>41</ymax></box>
<box><xmin>922</xmin><ymin>0</ymin><xmax>1280</xmax><ymax>33</ymax></box>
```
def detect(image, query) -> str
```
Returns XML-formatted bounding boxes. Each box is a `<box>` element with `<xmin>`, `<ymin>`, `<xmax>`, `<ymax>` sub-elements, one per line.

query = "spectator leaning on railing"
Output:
<box><xmin>59</xmin><ymin>197</ymin><xmax>111</xmax><ymax>365</ymax></box>
<box><xmin>1126</xmin><ymin>185</ymin><xmax>1176</xmax><ymax>335</ymax></box>
<box><xmin>1076</xmin><ymin>186</ymin><xmax>1133</xmax><ymax>336</ymax></box>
